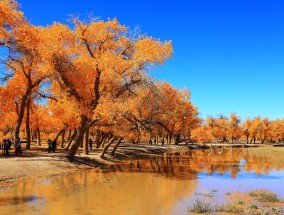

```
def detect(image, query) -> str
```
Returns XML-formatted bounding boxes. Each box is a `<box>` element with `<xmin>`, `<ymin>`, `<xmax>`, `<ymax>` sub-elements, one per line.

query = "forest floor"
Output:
<box><xmin>0</xmin><ymin>143</ymin><xmax>205</xmax><ymax>186</ymax></box>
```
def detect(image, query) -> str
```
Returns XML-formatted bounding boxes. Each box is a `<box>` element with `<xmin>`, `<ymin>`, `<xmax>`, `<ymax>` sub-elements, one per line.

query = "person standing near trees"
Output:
<box><xmin>149</xmin><ymin>138</ymin><xmax>153</xmax><ymax>145</ymax></box>
<box><xmin>161</xmin><ymin>138</ymin><xmax>165</xmax><ymax>146</ymax></box>
<box><xmin>3</xmin><ymin>139</ymin><xmax>9</xmax><ymax>156</ymax></box>
<box><xmin>16</xmin><ymin>138</ymin><xmax>21</xmax><ymax>149</ymax></box>
<box><xmin>52</xmin><ymin>139</ymin><xmax>57</xmax><ymax>153</ymax></box>
<box><xmin>48</xmin><ymin>139</ymin><xmax>52</xmax><ymax>153</ymax></box>
<box><xmin>15</xmin><ymin>138</ymin><xmax>22</xmax><ymax>155</ymax></box>
<box><xmin>88</xmin><ymin>139</ymin><xmax>93</xmax><ymax>150</ymax></box>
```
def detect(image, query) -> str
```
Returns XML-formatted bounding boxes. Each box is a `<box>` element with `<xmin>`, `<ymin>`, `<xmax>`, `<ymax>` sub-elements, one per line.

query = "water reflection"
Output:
<box><xmin>0</xmin><ymin>171</ymin><xmax>198</xmax><ymax>215</ymax></box>
<box><xmin>0</xmin><ymin>196</ymin><xmax>38</xmax><ymax>205</ymax></box>
<box><xmin>0</xmin><ymin>147</ymin><xmax>284</xmax><ymax>215</ymax></box>
<box><xmin>102</xmin><ymin>148</ymin><xmax>284</xmax><ymax>179</ymax></box>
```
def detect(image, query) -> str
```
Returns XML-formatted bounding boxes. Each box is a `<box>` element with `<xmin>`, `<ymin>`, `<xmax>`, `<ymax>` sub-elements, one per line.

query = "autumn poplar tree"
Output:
<box><xmin>39</xmin><ymin>18</ymin><xmax>172</xmax><ymax>160</ymax></box>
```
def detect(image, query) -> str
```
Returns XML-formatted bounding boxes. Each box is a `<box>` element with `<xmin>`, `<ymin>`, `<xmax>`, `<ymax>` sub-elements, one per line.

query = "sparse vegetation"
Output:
<box><xmin>249</xmin><ymin>190</ymin><xmax>280</xmax><ymax>203</ymax></box>
<box><xmin>188</xmin><ymin>199</ymin><xmax>212</xmax><ymax>213</ymax></box>
<box><xmin>188</xmin><ymin>189</ymin><xmax>283</xmax><ymax>214</ymax></box>
<box><xmin>215</xmin><ymin>203</ymin><xmax>244</xmax><ymax>213</ymax></box>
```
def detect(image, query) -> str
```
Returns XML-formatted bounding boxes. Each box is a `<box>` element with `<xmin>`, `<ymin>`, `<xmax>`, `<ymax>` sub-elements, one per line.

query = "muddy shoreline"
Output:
<box><xmin>0</xmin><ymin>143</ymin><xmax>276</xmax><ymax>187</ymax></box>
<box><xmin>0</xmin><ymin>144</ymin><xmax>190</xmax><ymax>186</ymax></box>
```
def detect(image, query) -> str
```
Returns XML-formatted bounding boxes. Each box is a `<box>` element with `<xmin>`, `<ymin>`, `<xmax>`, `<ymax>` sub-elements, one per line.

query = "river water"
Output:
<box><xmin>0</xmin><ymin>147</ymin><xmax>284</xmax><ymax>215</ymax></box>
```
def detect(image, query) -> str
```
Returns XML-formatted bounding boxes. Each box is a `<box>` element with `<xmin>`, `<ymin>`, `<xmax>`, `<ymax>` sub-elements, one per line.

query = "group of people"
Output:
<box><xmin>1</xmin><ymin>139</ymin><xmax>12</xmax><ymax>156</ymax></box>
<box><xmin>1</xmin><ymin>138</ymin><xmax>22</xmax><ymax>156</ymax></box>
<box><xmin>46</xmin><ymin>138</ymin><xmax>93</xmax><ymax>153</ymax></box>
<box><xmin>149</xmin><ymin>138</ymin><xmax>165</xmax><ymax>146</ymax></box>
<box><xmin>47</xmin><ymin>139</ymin><xmax>57</xmax><ymax>153</ymax></box>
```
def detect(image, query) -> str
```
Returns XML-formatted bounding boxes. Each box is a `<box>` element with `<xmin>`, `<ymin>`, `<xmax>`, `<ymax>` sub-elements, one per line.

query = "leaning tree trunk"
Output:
<box><xmin>66</xmin><ymin>129</ymin><xmax>77</xmax><ymax>151</ymax></box>
<box><xmin>101</xmin><ymin>137</ymin><xmax>108</xmax><ymax>148</ymax></box>
<box><xmin>110</xmin><ymin>137</ymin><xmax>123</xmax><ymax>156</ymax></box>
<box><xmin>54</xmin><ymin>125</ymin><xmax>68</xmax><ymax>142</ymax></box>
<box><xmin>67</xmin><ymin>116</ymin><xmax>89</xmax><ymax>161</ymax></box>
<box><xmin>83</xmin><ymin>127</ymin><xmax>89</xmax><ymax>155</ymax></box>
<box><xmin>100</xmin><ymin>137</ymin><xmax>116</xmax><ymax>158</ymax></box>
<box><xmin>96</xmin><ymin>132</ymin><xmax>108</xmax><ymax>148</ymax></box>
<box><xmin>67</xmin><ymin>129</ymin><xmax>72</xmax><ymax>142</ymax></box>
<box><xmin>60</xmin><ymin>130</ymin><xmax>65</xmax><ymax>148</ymax></box>
<box><xmin>25</xmin><ymin>96</ymin><xmax>31</xmax><ymax>150</ymax></box>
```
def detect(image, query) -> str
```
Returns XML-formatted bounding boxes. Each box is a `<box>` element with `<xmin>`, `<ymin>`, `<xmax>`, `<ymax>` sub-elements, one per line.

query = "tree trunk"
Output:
<box><xmin>37</xmin><ymin>128</ymin><xmax>41</xmax><ymax>146</ymax></box>
<box><xmin>95</xmin><ymin>130</ymin><xmax>101</xmax><ymax>148</ymax></box>
<box><xmin>25</xmin><ymin>96</ymin><xmax>31</xmax><ymax>150</ymax></box>
<box><xmin>60</xmin><ymin>130</ymin><xmax>65</xmax><ymax>148</ymax></box>
<box><xmin>67</xmin><ymin>129</ymin><xmax>72</xmax><ymax>142</ymax></box>
<box><xmin>101</xmin><ymin>135</ymin><xmax>110</xmax><ymax>148</ymax></box>
<box><xmin>10</xmin><ymin>129</ymin><xmax>14</xmax><ymax>142</ymax></box>
<box><xmin>96</xmin><ymin>135</ymin><xmax>106</xmax><ymax>148</ymax></box>
<box><xmin>174</xmin><ymin>134</ymin><xmax>180</xmax><ymax>145</ymax></box>
<box><xmin>67</xmin><ymin>116</ymin><xmax>89</xmax><ymax>161</ymax></box>
<box><xmin>14</xmin><ymin>93</ymin><xmax>29</xmax><ymax>149</ymax></box>
<box><xmin>30</xmin><ymin>128</ymin><xmax>33</xmax><ymax>141</ymax></box>
<box><xmin>54</xmin><ymin>125</ymin><xmax>68</xmax><ymax>142</ymax></box>
<box><xmin>100</xmin><ymin>137</ymin><xmax>116</xmax><ymax>158</ymax></box>
<box><xmin>66</xmin><ymin>129</ymin><xmax>77</xmax><ymax>151</ymax></box>
<box><xmin>83</xmin><ymin>127</ymin><xmax>89</xmax><ymax>155</ymax></box>
<box><xmin>110</xmin><ymin>137</ymin><xmax>123</xmax><ymax>156</ymax></box>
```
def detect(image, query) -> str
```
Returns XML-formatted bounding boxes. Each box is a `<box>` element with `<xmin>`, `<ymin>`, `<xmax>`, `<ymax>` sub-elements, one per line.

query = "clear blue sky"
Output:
<box><xmin>18</xmin><ymin>0</ymin><xmax>284</xmax><ymax>120</ymax></box>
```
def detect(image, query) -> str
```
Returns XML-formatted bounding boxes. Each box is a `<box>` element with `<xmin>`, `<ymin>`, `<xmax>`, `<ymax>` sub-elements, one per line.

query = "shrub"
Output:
<box><xmin>249</xmin><ymin>190</ymin><xmax>279</xmax><ymax>202</ymax></box>
<box><xmin>215</xmin><ymin>203</ymin><xmax>243</xmax><ymax>214</ymax></box>
<box><xmin>188</xmin><ymin>199</ymin><xmax>212</xmax><ymax>213</ymax></box>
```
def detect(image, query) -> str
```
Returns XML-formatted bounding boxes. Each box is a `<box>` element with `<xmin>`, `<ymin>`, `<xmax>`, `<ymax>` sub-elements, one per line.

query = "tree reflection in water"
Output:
<box><xmin>101</xmin><ymin>148</ymin><xmax>284</xmax><ymax>179</ymax></box>
<box><xmin>0</xmin><ymin>147</ymin><xmax>284</xmax><ymax>215</ymax></box>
